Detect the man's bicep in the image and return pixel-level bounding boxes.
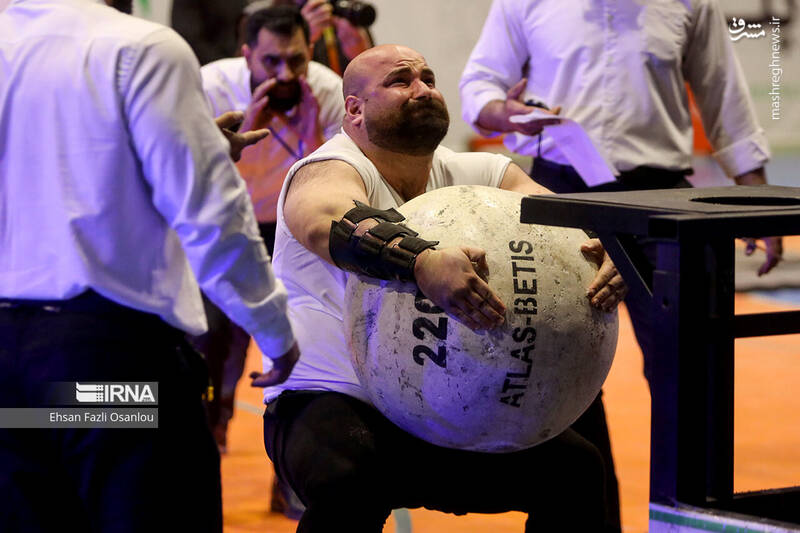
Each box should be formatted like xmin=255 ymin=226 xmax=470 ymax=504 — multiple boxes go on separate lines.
xmin=283 ymin=159 xmax=368 ymax=263
xmin=499 ymin=162 xmax=552 ymax=195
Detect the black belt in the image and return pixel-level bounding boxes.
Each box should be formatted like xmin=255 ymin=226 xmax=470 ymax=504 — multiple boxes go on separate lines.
xmin=0 ymin=289 xmax=163 ymax=319
xmin=531 ymin=157 xmax=693 ymax=194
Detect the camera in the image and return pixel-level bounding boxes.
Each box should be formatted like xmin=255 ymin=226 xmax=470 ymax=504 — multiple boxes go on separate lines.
xmin=330 ymin=0 xmax=376 ymax=27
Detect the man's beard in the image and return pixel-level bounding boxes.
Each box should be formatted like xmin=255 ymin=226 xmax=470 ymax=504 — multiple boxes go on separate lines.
xmin=365 ymin=98 xmax=450 ymax=156
xmin=251 ymin=77 xmax=302 ymax=113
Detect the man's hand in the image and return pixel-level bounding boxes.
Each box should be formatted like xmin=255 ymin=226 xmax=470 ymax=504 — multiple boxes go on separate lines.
xmin=734 ymin=167 xmax=784 ymax=276
xmin=743 ymin=237 xmax=783 ymax=276
xmin=414 ymin=246 xmax=506 ymax=331
xmin=581 ymin=239 xmax=627 ymax=312
xmin=300 ymin=0 xmax=333 ymax=44
xmin=240 ymin=78 xmax=277 ymax=133
xmin=504 ymin=79 xmax=562 ymax=136
xmin=249 ymin=343 xmax=300 ymax=387
xmin=332 ymin=16 xmax=372 ymax=60
xmin=475 ymin=78 xmax=561 ymax=136
xmin=215 ymin=111 xmax=269 ymax=162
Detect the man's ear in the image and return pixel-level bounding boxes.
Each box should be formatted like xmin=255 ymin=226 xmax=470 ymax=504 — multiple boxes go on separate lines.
xmin=345 ymin=95 xmax=363 ymax=125
xmin=242 ymin=43 xmax=252 ymax=62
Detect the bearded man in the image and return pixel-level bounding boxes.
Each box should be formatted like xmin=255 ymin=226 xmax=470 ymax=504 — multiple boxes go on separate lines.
xmin=258 ymin=44 xmax=626 ymax=532
xmin=201 ymin=4 xmax=343 ymax=253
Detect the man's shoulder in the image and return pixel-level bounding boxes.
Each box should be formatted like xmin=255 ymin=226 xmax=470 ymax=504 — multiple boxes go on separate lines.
xmin=77 ymin=1 xmax=180 ymax=47
xmin=289 ymin=134 xmax=365 ymax=179
xmin=307 ymin=61 xmax=344 ymax=94
xmin=200 ymin=57 xmax=249 ymax=91
xmin=21 ymin=0 xmax=177 ymax=45
xmin=307 ymin=61 xmax=343 ymax=82
xmin=302 ymin=133 xmax=360 ymax=165
xmin=201 ymin=57 xmax=248 ymax=79
xmin=307 ymin=62 xmax=344 ymax=134
xmin=199 ymin=57 xmax=250 ymax=112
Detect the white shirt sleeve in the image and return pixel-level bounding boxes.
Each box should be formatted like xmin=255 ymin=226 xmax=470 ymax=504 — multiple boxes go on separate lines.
xmin=122 ymin=29 xmax=296 ymax=358
xmin=683 ymin=0 xmax=770 ymax=177
xmin=459 ymin=0 xmax=528 ymax=133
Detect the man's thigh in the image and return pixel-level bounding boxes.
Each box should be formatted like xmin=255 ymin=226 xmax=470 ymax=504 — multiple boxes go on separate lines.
xmin=394 ymin=426 xmax=605 ymax=518
xmin=265 ymin=392 xmax=392 ymax=503
xmin=265 ymin=391 xmax=605 ymax=519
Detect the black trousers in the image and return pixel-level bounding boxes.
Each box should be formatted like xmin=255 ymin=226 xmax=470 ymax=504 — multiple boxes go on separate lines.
xmin=264 ymin=391 xmax=609 ymax=532
xmin=0 ymin=291 xmax=222 ymax=532
xmin=530 ymin=157 xmax=693 ymax=194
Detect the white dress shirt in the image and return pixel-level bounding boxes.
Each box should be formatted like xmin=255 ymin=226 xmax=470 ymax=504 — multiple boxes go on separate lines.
xmin=460 ymin=0 xmax=770 ymax=178
xmin=0 ymin=0 xmax=295 ymax=358
xmin=201 ymin=58 xmax=344 ymax=224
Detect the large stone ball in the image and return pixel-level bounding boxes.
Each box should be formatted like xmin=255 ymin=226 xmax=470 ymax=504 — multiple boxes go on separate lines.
xmin=344 ymin=185 xmax=618 ymax=453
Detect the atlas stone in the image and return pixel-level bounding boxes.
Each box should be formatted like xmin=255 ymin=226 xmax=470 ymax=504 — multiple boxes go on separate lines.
xmin=345 ymin=185 xmax=619 ymax=453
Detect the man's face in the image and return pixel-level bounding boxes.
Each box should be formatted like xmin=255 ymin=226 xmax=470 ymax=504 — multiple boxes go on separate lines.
xmin=244 ymin=27 xmax=310 ymax=112
xmin=361 ymin=55 xmax=450 ymax=155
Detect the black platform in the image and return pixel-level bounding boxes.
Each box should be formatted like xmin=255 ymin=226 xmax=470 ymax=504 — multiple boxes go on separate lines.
xmin=520 ymin=185 xmax=800 ymax=529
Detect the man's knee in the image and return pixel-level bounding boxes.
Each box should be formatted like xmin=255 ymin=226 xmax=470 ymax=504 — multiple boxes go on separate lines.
xmin=532 ymin=429 xmax=606 ymax=503
xmin=292 ymin=430 xmax=384 ymax=505
xmin=267 ymin=393 xmax=391 ymax=505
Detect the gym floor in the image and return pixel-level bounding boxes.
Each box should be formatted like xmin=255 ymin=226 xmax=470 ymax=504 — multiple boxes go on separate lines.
xmin=219 ymin=238 xmax=800 ymax=533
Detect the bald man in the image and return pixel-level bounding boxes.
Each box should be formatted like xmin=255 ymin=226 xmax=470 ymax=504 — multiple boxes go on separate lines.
xmin=258 ymin=44 xmax=624 ymax=532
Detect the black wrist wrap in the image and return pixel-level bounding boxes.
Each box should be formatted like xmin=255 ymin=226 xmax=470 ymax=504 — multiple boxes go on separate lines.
xmin=329 ymin=200 xmax=438 ymax=281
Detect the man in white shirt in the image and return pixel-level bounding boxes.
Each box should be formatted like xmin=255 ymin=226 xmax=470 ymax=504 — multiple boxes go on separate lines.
xmin=258 ymin=43 xmax=626 ymax=532
xmin=201 ymin=4 xmax=343 ymax=253
xmin=460 ymin=5 xmax=783 ymax=528
xmin=0 ymin=1 xmax=297 ymax=531
xmin=460 ymin=0 xmax=781 ymax=272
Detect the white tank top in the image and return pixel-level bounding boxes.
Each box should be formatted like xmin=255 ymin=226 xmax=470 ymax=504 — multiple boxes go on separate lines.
xmin=264 ymin=132 xmax=511 ymax=403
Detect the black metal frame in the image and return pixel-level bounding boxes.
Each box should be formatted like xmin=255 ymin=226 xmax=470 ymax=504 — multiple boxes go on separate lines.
xmin=520 ymin=185 xmax=800 ymax=524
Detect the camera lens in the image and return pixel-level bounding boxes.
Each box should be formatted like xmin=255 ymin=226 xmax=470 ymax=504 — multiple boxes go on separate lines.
xmin=331 ymin=0 xmax=376 ymax=27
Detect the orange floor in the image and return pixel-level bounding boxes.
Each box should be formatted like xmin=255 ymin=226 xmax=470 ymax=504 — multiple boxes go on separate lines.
xmin=220 ymin=261 xmax=800 ymax=532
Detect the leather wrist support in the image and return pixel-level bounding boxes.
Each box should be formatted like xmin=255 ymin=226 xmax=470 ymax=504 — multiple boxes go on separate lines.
xmin=329 ymin=200 xmax=438 ymax=281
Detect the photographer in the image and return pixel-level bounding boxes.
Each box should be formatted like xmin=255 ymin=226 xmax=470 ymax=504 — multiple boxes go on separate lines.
xmin=203 ymin=4 xmax=343 ymax=252
xmin=273 ymin=0 xmax=374 ymax=74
